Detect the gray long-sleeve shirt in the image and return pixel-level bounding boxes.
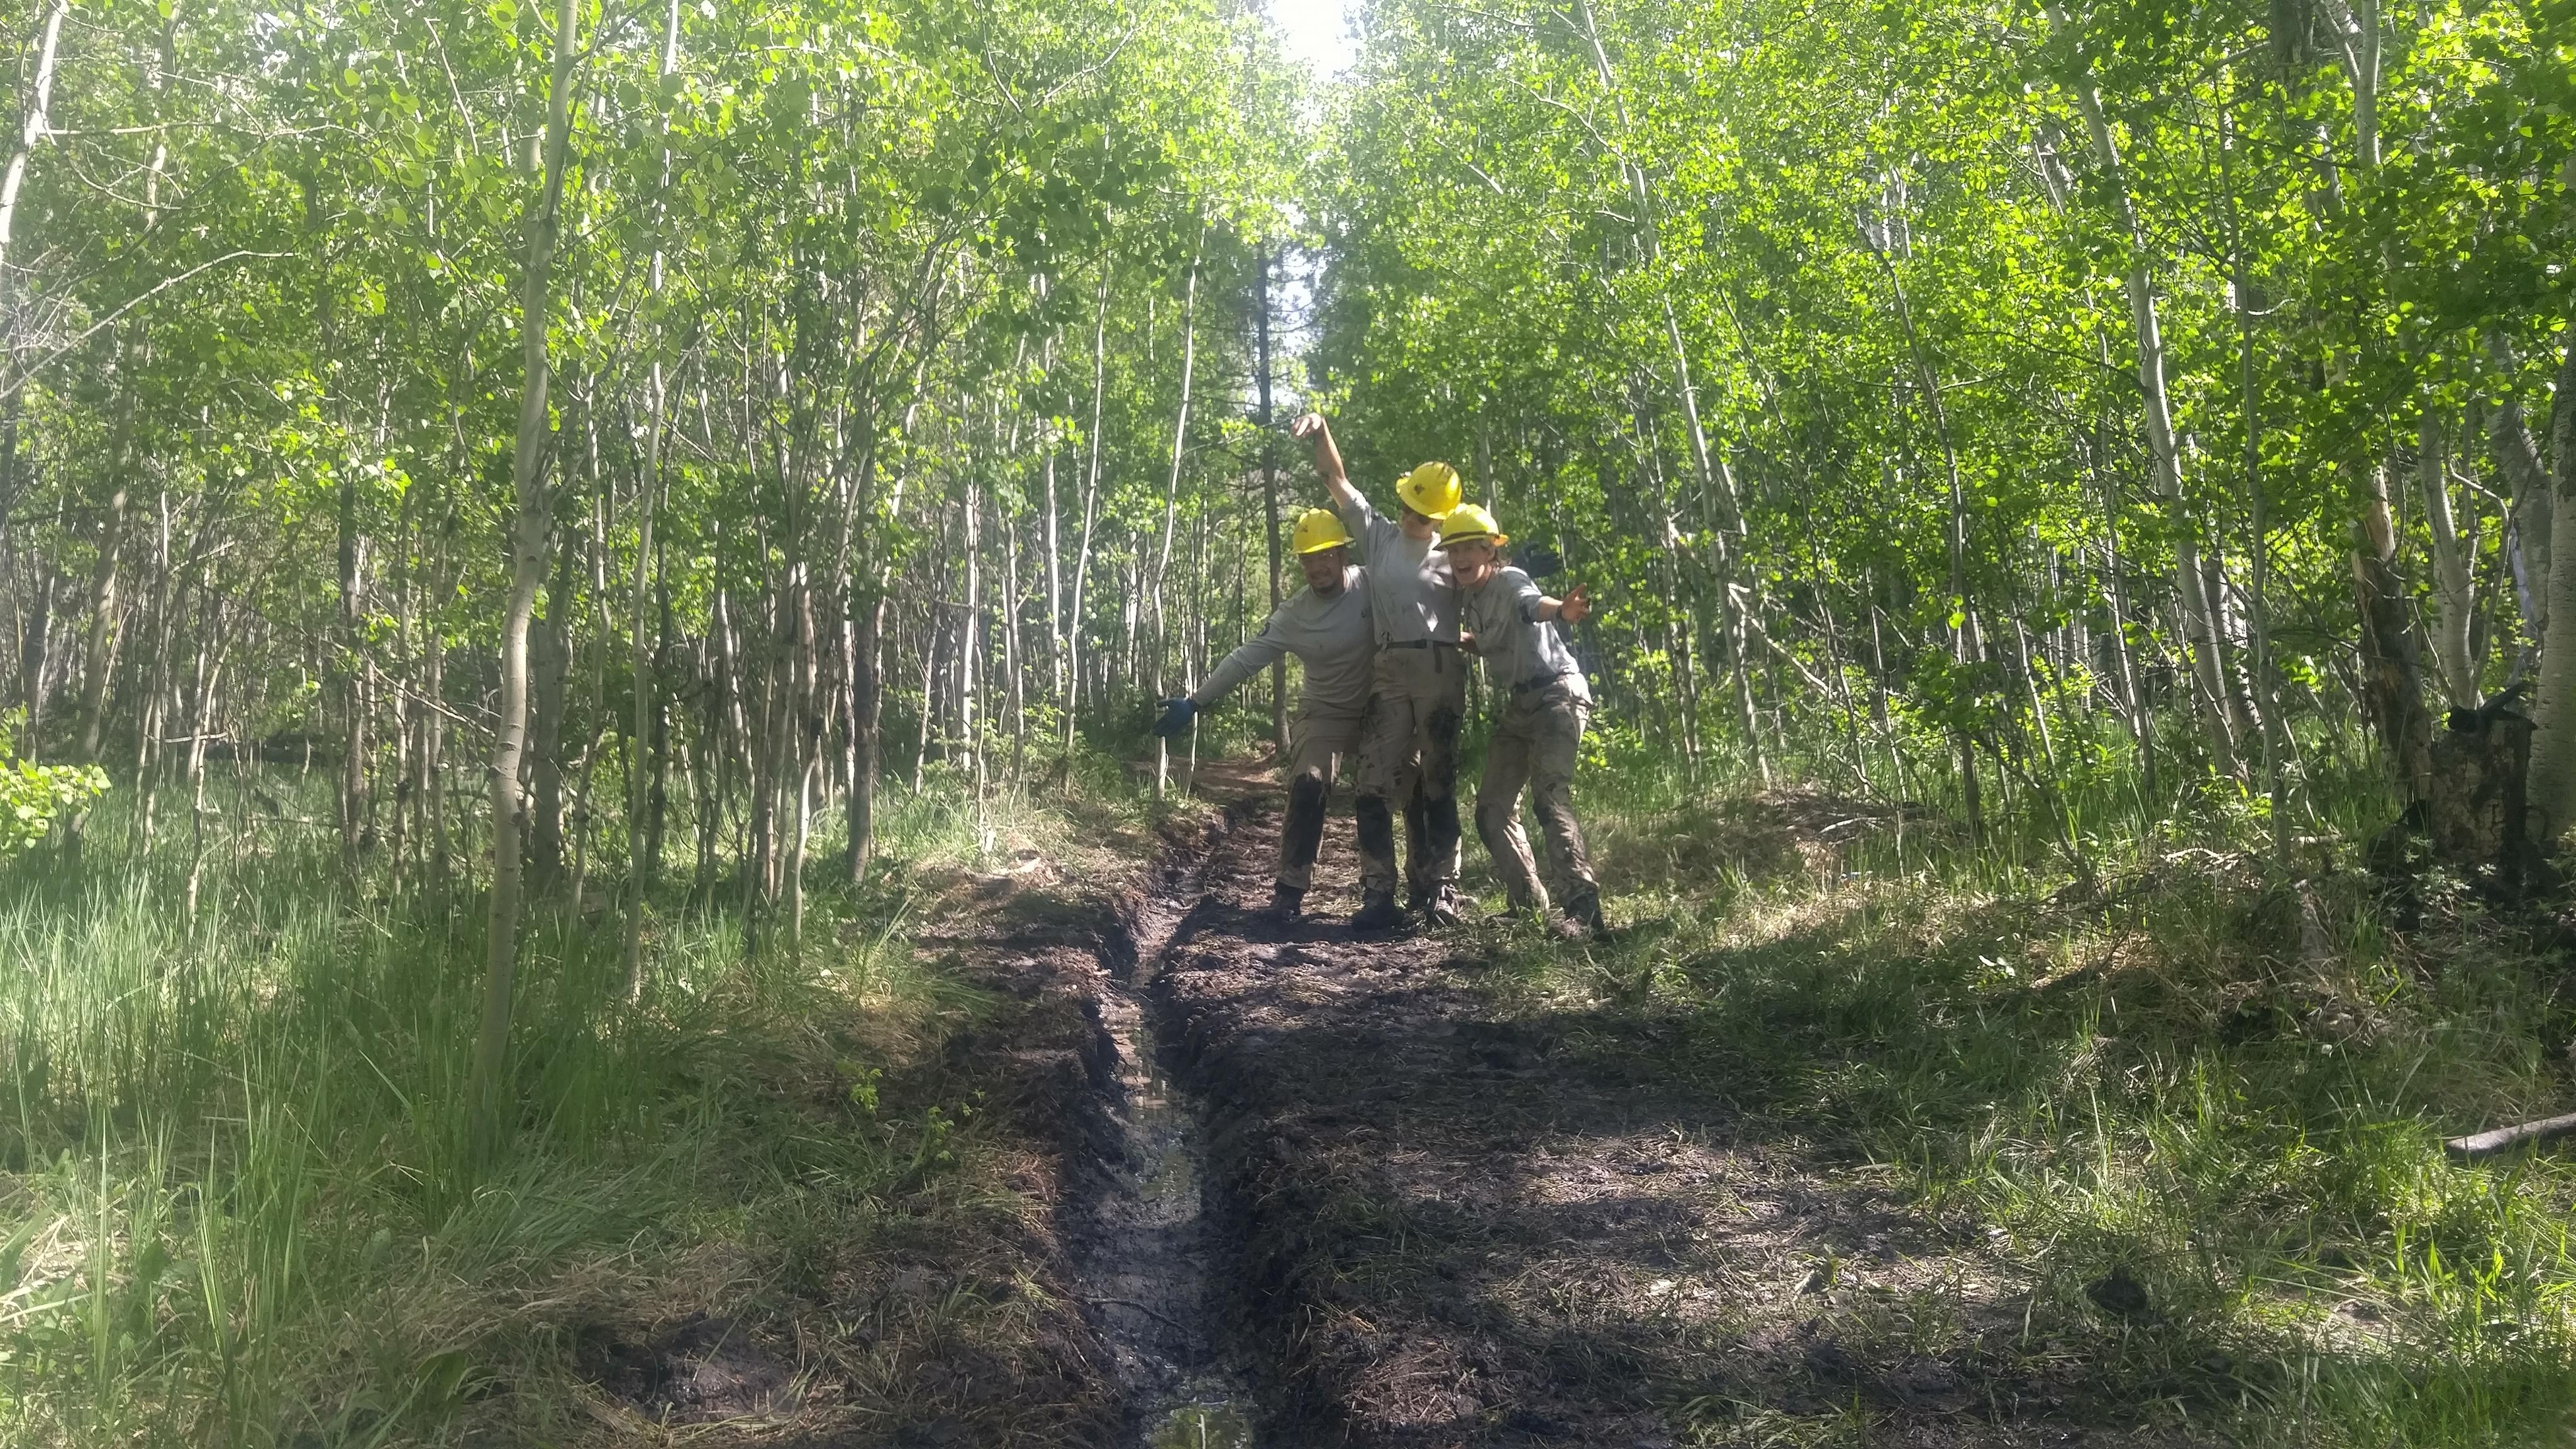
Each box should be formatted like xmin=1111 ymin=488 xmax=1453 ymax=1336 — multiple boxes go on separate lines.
xmin=1189 ymin=566 xmax=1377 ymax=718
xmin=1463 ymin=565 xmax=1591 ymax=701
xmin=1338 ymin=492 xmax=1458 ymax=646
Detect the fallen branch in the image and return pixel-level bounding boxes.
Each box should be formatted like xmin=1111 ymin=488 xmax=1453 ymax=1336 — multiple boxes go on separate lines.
xmin=1081 ymin=1296 xmax=1190 ymax=1335
xmin=2444 ymin=1111 xmax=2576 ymax=1159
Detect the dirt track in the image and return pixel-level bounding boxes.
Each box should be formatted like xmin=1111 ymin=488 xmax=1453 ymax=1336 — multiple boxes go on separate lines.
xmin=619 ymin=785 xmax=2201 ymax=1445
xmin=1072 ymin=793 xmax=2196 ymax=1448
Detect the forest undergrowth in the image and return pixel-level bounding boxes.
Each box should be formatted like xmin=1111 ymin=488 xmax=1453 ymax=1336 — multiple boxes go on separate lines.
xmin=0 ymin=754 xmax=1177 ymax=1446
xmin=0 ymin=0 xmax=2562 ymax=1433
xmin=1460 ymin=756 xmax=2576 ymax=1445
xmin=2 ymin=723 xmax=2575 ymax=1445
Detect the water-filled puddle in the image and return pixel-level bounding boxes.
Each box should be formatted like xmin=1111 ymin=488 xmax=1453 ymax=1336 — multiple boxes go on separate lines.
xmin=1076 ymin=870 xmax=1262 ymax=1448
xmin=1148 ymin=1401 xmax=1255 ymax=1448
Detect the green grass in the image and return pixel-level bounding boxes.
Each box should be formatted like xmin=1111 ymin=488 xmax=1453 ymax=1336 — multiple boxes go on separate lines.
xmin=16 ymin=709 xmax=2551 ymax=1445
xmin=0 ymin=758 xmax=1165 ymax=1446
xmin=1462 ymin=752 xmax=2576 ymax=1446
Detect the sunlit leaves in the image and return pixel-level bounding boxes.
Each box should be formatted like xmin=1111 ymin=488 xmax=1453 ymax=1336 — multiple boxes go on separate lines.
xmin=1319 ymin=0 xmax=2568 ymax=789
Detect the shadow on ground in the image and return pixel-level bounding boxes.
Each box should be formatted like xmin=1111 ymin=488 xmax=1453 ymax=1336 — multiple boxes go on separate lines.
xmin=1152 ymin=801 xmax=2257 ymax=1447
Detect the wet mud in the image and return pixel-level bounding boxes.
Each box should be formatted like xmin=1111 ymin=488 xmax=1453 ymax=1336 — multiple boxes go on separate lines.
xmin=575 ymin=874 xmax=1141 ymax=1445
xmin=1133 ymin=800 xmax=2201 ymax=1448
xmin=633 ymin=786 xmax=2206 ymax=1445
xmin=1065 ymin=814 xmax=1263 ymax=1446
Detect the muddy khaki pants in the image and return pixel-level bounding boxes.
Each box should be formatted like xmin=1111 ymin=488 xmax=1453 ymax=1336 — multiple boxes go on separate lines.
xmin=1276 ymin=708 xmax=1362 ymax=891
xmin=1475 ymin=682 xmax=1597 ymax=914
xmin=1352 ymin=644 xmax=1467 ymax=896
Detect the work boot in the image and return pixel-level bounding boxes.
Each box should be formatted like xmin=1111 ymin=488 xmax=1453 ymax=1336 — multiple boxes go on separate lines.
xmin=1562 ymin=891 xmax=1610 ymax=940
xmin=1269 ymin=884 xmax=1306 ymax=921
xmin=1350 ymin=890 xmax=1406 ymax=935
xmin=1422 ymin=884 xmax=1465 ymax=928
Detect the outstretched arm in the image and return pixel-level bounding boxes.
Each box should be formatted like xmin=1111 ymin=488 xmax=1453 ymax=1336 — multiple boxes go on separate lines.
xmin=1534 ymin=584 xmax=1591 ymax=625
xmin=1289 ymin=412 xmax=1361 ymax=514
xmin=1191 ymin=623 xmax=1292 ymax=708
xmin=1158 ymin=626 xmax=1288 ymax=737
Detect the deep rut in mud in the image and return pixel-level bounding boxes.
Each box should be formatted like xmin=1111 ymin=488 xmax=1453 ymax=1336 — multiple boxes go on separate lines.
xmin=1067 ymin=794 xmax=2186 ymax=1448
xmin=1069 ymin=814 xmax=1261 ymax=1448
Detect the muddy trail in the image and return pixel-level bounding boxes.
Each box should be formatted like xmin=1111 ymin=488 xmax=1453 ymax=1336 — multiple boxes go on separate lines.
xmin=1065 ymin=811 xmax=1262 ymax=1447
xmin=896 ymin=787 xmax=2204 ymax=1448
xmin=1035 ymin=792 xmax=2194 ymax=1448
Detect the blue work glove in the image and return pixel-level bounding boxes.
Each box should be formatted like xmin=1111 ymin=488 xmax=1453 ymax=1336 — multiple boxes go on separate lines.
xmin=1152 ymin=697 xmax=1197 ymax=738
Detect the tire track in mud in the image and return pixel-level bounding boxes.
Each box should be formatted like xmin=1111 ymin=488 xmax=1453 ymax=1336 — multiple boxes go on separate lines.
xmin=1064 ymin=808 xmax=1263 ymax=1448
xmin=1112 ymin=797 xmax=2196 ymax=1448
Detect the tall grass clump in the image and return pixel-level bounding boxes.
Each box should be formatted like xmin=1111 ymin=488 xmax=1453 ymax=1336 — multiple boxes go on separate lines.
xmin=0 ymin=762 xmax=1093 ymax=1446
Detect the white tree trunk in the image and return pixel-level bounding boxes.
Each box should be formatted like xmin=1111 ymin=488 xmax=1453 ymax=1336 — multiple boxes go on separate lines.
xmin=2522 ymin=318 xmax=2576 ymax=843
xmin=624 ymin=0 xmax=682 ymax=997
xmin=2418 ymin=409 xmax=2479 ymax=706
xmin=1059 ymin=270 xmax=1108 ymax=761
xmin=1151 ymin=242 xmax=1201 ymax=799
xmin=2048 ymin=0 xmax=2238 ymax=775
xmin=474 ymin=0 xmax=582 ymax=1153
xmin=0 ymin=0 xmax=69 ymax=287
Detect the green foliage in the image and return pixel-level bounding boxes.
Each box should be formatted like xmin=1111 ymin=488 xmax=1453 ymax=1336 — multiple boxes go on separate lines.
xmin=0 ymin=0 xmax=2565 ymax=1432
xmin=1313 ymin=0 xmax=2574 ymax=838
xmin=0 ymin=714 xmax=104 ymax=857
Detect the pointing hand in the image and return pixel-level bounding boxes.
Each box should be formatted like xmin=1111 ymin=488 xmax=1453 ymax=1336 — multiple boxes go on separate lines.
xmin=1559 ymin=584 xmax=1591 ymax=626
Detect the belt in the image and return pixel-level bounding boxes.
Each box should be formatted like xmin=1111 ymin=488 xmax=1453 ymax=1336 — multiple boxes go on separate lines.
xmin=1512 ymin=673 xmax=1576 ymax=697
xmin=1384 ymin=638 xmax=1461 ymax=650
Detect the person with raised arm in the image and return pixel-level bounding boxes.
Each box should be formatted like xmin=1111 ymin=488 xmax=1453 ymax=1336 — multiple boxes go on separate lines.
xmin=1287 ymin=411 xmax=1467 ymax=933
xmin=1155 ymin=509 xmax=1375 ymax=921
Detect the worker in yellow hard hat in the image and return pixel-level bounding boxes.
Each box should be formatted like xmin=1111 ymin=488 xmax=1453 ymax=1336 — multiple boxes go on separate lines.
xmin=1442 ymin=503 xmax=1609 ymax=939
xmin=1155 ymin=507 xmax=1374 ymax=921
xmin=1288 ymin=413 xmax=1468 ymax=933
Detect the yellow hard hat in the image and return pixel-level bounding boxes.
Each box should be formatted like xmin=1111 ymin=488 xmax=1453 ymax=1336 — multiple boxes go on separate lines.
xmin=1396 ymin=462 xmax=1463 ymax=519
xmin=1438 ymin=502 xmax=1507 ymax=549
xmin=1291 ymin=506 xmax=1352 ymax=555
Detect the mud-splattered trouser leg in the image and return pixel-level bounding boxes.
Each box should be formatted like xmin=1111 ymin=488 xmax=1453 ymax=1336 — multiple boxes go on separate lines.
xmin=1475 ymin=686 xmax=1596 ymax=913
xmin=1406 ymin=686 xmax=1465 ymax=899
xmin=1352 ymin=690 xmax=1415 ymax=897
xmin=1353 ymin=646 xmax=1467 ymax=896
xmin=1274 ymin=709 xmax=1360 ymax=891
